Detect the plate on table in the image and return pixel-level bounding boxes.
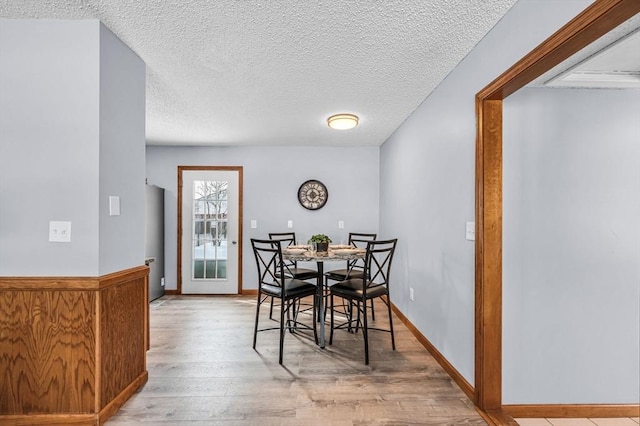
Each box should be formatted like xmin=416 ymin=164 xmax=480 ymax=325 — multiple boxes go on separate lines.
xmin=285 ymin=248 xmax=306 ymax=255
xmin=333 ymin=248 xmax=359 ymax=255
xmin=330 ymin=244 xmax=352 ymax=250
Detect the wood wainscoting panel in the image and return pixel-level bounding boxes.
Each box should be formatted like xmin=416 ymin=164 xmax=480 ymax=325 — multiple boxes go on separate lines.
xmin=0 ymin=266 xmax=148 ymax=425
xmin=0 ymin=290 xmax=96 ymax=414
xmin=99 ymin=275 xmax=146 ymax=409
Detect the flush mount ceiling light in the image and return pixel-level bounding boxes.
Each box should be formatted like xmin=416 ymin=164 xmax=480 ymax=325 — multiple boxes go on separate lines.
xmin=327 ymin=113 xmax=359 ymax=130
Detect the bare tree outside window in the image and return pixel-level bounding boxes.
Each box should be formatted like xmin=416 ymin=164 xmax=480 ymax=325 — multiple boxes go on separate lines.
xmin=192 ymin=180 xmax=229 ymax=279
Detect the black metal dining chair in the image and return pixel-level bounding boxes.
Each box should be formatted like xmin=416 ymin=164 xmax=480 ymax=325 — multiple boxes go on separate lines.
xmin=325 ymin=232 xmax=377 ymax=283
xmin=251 ymin=238 xmax=318 ymax=365
xmin=268 ymin=232 xmax=319 ymax=281
xmin=324 ymin=232 xmax=377 ymax=322
xmin=268 ymin=232 xmax=319 ymax=319
xmin=329 ymin=238 xmax=397 ymax=365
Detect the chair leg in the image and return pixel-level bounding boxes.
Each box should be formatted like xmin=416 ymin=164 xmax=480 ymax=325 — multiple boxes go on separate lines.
xmin=362 ymin=300 xmax=369 ymax=365
xmin=253 ymin=292 xmax=262 ymax=349
xmin=386 ymin=295 xmax=395 ymax=350
xmin=312 ymin=293 xmax=318 ymax=344
xmin=370 ymin=298 xmax=376 ymax=320
xmin=269 ymin=297 xmax=274 ymax=319
xmin=287 ymin=299 xmax=294 ymax=333
xmin=323 ymin=276 xmax=331 ymax=319
xmin=279 ymin=298 xmax=286 ymax=365
xmin=338 ymin=299 xmax=356 ymax=332
xmin=329 ymin=293 xmax=334 ymax=345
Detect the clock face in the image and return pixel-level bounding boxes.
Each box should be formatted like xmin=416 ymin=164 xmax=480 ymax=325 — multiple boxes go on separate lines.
xmin=298 ymin=180 xmax=328 ymax=210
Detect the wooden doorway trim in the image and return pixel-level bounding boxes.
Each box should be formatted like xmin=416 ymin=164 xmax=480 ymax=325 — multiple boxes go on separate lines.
xmin=474 ymin=0 xmax=640 ymax=413
xmin=177 ymin=166 xmax=244 ymax=295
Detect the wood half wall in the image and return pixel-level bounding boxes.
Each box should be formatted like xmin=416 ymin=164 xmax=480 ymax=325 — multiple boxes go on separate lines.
xmin=0 ymin=266 xmax=149 ymax=426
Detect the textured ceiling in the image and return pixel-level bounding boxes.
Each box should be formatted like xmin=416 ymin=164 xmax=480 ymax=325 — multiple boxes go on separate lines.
xmin=0 ymin=0 xmax=517 ymax=146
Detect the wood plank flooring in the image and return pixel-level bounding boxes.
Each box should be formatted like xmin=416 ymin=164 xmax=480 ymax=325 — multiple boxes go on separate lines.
xmin=106 ymin=295 xmax=486 ymax=425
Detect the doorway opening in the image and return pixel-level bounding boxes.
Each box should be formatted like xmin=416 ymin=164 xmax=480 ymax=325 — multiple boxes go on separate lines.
xmin=177 ymin=166 xmax=243 ymax=294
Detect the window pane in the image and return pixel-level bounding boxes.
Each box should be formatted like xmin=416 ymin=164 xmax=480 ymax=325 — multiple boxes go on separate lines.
xmin=216 ymin=259 xmax=227 ymax=279
xmin=193 ymin=260 xmax=205 ymax=279
xmin=192 ymin=179 xmax=229 ymax=280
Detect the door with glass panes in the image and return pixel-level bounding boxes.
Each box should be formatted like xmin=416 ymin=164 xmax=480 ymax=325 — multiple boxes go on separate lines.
xmin=180 ymin=167 xmax=241 ymax=294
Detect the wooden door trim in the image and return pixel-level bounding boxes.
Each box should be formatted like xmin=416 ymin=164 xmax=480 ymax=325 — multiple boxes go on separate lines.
xmin=474 ymin=0 xmax=640 ymax=412
xmin=177 ymin=166 xmax=244 ymax=295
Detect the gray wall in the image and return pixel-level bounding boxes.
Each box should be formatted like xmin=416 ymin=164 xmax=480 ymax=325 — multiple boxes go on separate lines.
xmin=0 ymin=19 xmax=100 ymax=275
xmin=98 ymin=23 xmax=146 ymax=275
xmin=379 ymin=0 xmax=592 ymax=387
xmin=0 ymin=19 xmax=145 ymax=276
xmin=145 ymin=145 xmax=379 ymax=291
xmin=503 ymin=87 xmax=640 ymax=403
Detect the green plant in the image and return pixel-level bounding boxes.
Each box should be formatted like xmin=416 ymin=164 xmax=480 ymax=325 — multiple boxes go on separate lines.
xmin=308 ymin=234 xmax=332 ymax=243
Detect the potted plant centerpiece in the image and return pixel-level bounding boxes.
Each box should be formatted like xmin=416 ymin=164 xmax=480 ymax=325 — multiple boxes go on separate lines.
xmin=309 ymin=234 xmax=332 ymax=253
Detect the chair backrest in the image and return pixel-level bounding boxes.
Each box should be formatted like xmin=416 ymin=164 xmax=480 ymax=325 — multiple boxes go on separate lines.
xmin=347 ymin=232 xmax=377 ymax=271
xmin=268 ymin=232 xmax=296 ymax=246
xmin=348 ymin=232 xmax=377 ymax=249
xmin=362 ymin=239 xmax=397 ymax=294
xmin=251 ymin=238 xmax=286 ymax=294
xmin=268 ymin=232 xmax=300 ymax=270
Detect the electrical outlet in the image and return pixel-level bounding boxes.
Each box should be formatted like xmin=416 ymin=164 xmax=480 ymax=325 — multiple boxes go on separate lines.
xmin=338 ymin=220 xmax=344 ymax=229
xmin=409 ymin=287 xmax=414 ymax=301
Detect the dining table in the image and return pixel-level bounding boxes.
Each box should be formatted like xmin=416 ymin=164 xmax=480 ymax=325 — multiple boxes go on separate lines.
xmin=282 ymin=245 xmax=366 ymax=348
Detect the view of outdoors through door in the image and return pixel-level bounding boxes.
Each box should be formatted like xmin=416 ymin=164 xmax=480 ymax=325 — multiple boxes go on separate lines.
xmin=193 ymin=179 xmax=228 ymax=280
xmin=180 ymin=168 xmax=240 ymax=294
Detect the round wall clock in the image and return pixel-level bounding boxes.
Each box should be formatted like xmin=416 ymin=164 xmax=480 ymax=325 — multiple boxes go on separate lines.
xmin=297 ymin=179 xmax=328 ymax=210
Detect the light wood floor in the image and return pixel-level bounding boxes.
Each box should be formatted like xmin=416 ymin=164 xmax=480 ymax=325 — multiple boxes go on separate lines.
xmin=107 ymin=295 xmax=487 ymax=425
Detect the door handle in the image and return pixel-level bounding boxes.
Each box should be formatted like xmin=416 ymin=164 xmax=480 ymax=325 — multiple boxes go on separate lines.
xmin=232 ymin=241 xmax=237 ymax=245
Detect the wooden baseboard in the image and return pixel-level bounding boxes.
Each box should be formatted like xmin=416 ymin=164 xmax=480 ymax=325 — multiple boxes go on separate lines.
xmin=0 ymin=371 xmax=150 ymax=426
xmin=0 ymin=414 xmax=99 ymax=426
xmin=98 ymin=371 xmax=148 ymax=425
xmin=390 ymin=303 xmax=639 ymax=421
xmin=162 ymin=290 xmax=255 ymax=296
xmin=503 ymin=404 xmax=640 ymax=418
xmin=390 ymin=303 xmax=474 ymax=401
xmin=481 ymin=409 xmax=519 ymax=426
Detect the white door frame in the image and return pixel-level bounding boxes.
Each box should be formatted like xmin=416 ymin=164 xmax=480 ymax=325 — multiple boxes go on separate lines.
xmin=177 ymin=166 xmax=243 ymax=294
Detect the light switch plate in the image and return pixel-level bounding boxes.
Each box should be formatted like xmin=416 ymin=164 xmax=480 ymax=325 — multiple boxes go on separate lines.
xmin=49 ymin=221 xmax=72 ymax=242
xmin=287 ymin=220 xmax=293 ymax=229
xmin=109 ymin=196 xmax=120 ymax=216
xmin=466 ymin=221 xmax=475 ymax=241
xmin=251 ymin=220 xmax=257 ymax=229
xmin=338 ymin=220 xmax=344 ymax=229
